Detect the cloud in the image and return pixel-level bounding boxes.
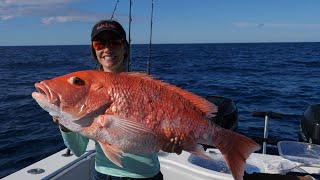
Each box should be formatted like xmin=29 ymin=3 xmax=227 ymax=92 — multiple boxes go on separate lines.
xmin=0 ymin=0 xmax=75 ymax=7
xmin=41 ymin=15 xmax=97 ymax=24
xmin=0 ymin=0 xmax=110 ymax=24
xmin=0 ymin=15 xmax=13 ymax=20
xmin=233 ymin=22 xmax=320 ymax=29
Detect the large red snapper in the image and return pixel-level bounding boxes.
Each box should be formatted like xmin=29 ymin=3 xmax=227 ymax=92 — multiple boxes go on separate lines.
xmin=32 ymin=70 xmax=259 ymax=180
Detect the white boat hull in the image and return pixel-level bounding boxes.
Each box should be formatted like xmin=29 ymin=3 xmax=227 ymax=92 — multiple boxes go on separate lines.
xmin=4 ymin=140 xmax=320 ymax=180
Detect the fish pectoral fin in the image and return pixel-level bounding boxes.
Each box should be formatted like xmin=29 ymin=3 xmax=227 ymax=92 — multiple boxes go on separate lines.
xmin=98 ymin=141 xmax=124 ymax=167
xmin=74 ymin=101 xmax=112 ymax=127
xmin=184 ymin=144 xmax=212 ymax=159
xmin=97 ymin=115 xmax=157 ymax=136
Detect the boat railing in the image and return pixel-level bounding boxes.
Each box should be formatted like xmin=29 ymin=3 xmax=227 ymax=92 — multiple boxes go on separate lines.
xmin=252 ymin=111 xmax=302 ymax=154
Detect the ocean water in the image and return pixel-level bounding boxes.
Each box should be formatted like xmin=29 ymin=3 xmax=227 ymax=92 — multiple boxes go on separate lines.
xmin=0 ymin=43 xmax=319 ymax=178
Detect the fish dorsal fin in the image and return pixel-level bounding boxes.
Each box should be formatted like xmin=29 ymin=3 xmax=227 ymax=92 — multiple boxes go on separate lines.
xmin=125 ymin=72 xmax=154 ymax=79
xmin=165 ymin=84 xmax=218 ymax=117
xmin=124 ymin=72 xmax=217 ymax=117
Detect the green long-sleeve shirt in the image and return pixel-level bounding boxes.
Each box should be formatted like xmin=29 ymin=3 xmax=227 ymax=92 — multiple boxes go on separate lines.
xmin=60 ymin=130 xmax=160 ymax=178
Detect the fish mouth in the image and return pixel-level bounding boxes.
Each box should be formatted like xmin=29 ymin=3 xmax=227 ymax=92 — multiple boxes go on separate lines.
xmin=33 ymin=82 xmax=60 ymax=107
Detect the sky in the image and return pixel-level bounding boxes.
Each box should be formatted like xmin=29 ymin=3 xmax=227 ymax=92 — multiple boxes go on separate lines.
xmin=1 ymin=0 xmax=320 ymax=46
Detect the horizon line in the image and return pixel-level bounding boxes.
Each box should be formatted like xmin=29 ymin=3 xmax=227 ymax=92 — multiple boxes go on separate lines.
xmin=1 ymin=41 xmax=320 ymax=47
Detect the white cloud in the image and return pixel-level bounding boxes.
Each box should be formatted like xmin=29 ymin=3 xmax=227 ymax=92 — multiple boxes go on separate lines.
xmin=0 ymin=0 xmax=109 ymax=24
xmin=0 ymin=0 xmax=75 ymax=7
xmin=42 ymin=15 xmax=97 ymax=24
xmin=233 ymin=22 xmax=320 ymax=29
xmin=0 ymin=15 xmax=13 ymax=20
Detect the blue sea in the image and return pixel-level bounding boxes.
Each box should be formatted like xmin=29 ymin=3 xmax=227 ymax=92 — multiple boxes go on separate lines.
xmin=0 ymin=43 xmax=319 ymax=178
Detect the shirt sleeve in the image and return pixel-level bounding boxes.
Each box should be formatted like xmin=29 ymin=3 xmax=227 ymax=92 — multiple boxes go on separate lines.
xmin=60 ymin=128 xmax=89 ymax=157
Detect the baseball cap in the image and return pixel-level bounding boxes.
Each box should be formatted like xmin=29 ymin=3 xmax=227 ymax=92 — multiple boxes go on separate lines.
xmin=91 ymin=20 xmax=127 ymax=41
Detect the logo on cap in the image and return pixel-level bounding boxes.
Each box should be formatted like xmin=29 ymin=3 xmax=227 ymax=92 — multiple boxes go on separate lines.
xmin=97 ymin=23 xmax=116 ymax=30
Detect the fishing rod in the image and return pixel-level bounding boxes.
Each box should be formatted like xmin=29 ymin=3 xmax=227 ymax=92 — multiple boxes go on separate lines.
xmin=147 ymin=0 xmax=154 ymax=74
xmin=110 ymin=0 xmax=120 ymax=20
xmin=109 ymin=0 xmax=153 ymax=73
xmin=109 ymin=0 xmax=132 ymax=72
xmin=127 ymin=0 xmax=132 ymax=72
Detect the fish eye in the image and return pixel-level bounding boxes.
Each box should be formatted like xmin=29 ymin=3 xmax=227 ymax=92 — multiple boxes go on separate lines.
xmin=69 ymin=76 xmax=85 ymax=86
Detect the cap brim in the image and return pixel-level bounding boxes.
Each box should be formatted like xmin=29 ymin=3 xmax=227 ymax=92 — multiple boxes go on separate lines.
xmin=91 ymin=28 xmax=122 ymax=40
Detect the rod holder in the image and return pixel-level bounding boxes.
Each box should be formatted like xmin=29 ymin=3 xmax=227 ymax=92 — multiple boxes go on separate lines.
xmin=62 ymin=148 xmax=73 ymax=157
xmin=263 ymin=115 xmax=269 ymax=154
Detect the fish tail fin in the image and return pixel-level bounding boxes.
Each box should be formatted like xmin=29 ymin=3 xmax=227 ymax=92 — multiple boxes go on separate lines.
xmin=211 ymin=128 xmax=260 ymax=180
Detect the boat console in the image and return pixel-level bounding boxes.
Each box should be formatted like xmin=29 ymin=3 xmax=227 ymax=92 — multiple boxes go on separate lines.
xmin=205 ymin=95 xmax=238 ymax=131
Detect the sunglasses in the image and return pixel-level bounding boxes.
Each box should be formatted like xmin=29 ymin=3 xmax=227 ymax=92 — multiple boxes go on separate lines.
xmin=92 ymin=39 xmax=123 ymax=51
